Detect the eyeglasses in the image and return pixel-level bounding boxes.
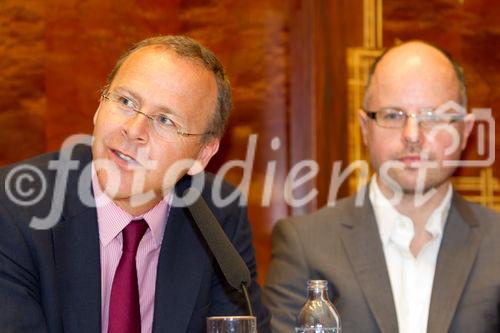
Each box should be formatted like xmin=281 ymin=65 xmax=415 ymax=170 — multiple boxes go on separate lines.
xmin=363 ymin=107 xmax=465 ymax=129
xmin=101 ymin=92 xmax=213 ymax=142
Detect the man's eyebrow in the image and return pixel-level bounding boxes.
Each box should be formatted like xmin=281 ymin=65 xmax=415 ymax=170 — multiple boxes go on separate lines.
xmin=113 ymin=86 xmax=141 ymax=102
xmin=112 ymin=86 xmax=186 ymax=121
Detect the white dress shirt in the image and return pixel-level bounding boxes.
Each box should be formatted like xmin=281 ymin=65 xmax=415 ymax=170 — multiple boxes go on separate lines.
xmin=369 ymin=177 xmax=452 ymax=333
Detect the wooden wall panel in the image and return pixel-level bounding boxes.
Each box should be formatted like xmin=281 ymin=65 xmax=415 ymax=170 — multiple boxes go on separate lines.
xmin=179 ymin=1 xmax=292 ymax=281
xmin=44 ymin=0 xmax=182 ymax=150
xmin=313 ymin=0 xmax=364 ymax=207
xmin=288 ymin=0 xmax=364 ymax=212
xmin=0 ymin=1 xmax=46 ymax=163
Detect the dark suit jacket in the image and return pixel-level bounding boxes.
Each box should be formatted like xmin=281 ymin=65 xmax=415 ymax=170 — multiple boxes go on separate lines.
xmin=263 ymin=192 xmax=500 ymax=333
xmin=0 ymin=145 xmax=271 ymax=332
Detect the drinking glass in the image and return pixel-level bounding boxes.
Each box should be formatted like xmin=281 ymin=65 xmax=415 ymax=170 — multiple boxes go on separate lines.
xmin=207 ymin=316 xmax=257 ymax=333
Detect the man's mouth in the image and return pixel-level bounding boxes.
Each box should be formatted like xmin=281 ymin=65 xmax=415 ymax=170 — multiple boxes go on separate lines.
xmin=111 ymin=148 xmax=139 ymax=166
xmin=116 ymin=150 xmax=134 ymax=162
xmin=398 ymin=154 xmax=437 ymax=168
xmin=399 ymin=156 xmax=422 ymax=164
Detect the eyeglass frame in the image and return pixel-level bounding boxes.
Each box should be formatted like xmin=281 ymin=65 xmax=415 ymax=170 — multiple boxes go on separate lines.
xmin=362 ymin=107 xmax=466 ymax=129
xmin=100 ymin=91 xmax=215 ymax=140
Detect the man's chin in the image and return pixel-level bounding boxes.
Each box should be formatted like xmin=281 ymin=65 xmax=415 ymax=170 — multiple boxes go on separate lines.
xmin=105 ymin=190 xmax=161 ymax=211
xmin=384 ymin=175 xmax=449 ymax=198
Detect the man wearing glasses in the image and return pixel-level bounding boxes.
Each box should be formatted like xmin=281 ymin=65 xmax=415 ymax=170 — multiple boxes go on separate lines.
xmin=0 ymin=36 xmax=271 ymax=332
xmin=264 ymin=41 xmax=500 ymax=332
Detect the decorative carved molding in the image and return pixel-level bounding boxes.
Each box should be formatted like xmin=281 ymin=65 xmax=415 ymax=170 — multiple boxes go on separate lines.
xmin=452 ymin=169 xmax=500 ymax=210
xmin=363 ymin=0 xmax=382 ymax=48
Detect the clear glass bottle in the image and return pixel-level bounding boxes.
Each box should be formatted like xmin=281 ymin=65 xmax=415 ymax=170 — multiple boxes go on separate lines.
xmin=295 ymin=280 xmax=341 ymax=333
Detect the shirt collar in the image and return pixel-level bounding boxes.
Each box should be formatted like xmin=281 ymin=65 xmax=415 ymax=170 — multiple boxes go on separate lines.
xmin=369 ymin=175 xmax=452 ymax=248
xmin=425 ymin=185 xmax=452 ymax=238
xmin=91 ymin=164 xmax=171 ymax=248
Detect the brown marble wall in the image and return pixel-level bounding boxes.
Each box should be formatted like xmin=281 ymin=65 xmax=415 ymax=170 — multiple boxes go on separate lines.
xmin=0 ymin=1 xmax=46 ymax=162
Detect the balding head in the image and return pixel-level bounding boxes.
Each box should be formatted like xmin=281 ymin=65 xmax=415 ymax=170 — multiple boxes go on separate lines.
xmin=363 ymin=41 xmax=467 ymax=110
xmin=357 ymin=40 xmax=475 ymax=198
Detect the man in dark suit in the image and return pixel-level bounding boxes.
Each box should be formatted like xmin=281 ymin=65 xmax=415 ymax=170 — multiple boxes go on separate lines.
xmin=263 ymin=41 xmax=500 ymax=332
xmin=0 ymin=35 xmax=270 ymax=332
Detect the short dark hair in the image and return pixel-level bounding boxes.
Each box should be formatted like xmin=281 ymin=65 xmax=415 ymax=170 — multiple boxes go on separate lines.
xmin=363 ymin=40 xmax=468 ymax=109
xmin=104 ymin=35 xmax=231 ymax=142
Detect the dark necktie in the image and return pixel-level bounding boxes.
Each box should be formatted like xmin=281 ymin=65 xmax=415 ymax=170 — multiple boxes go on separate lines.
xmin=108 ymin=219 xmax=148 ymax=333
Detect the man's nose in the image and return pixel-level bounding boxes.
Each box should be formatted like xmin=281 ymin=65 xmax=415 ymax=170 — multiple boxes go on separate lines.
xmin=122 ymin=112 xmax=149 ymax=143
xmin=402 ymin=114 xmax=421 ymax=144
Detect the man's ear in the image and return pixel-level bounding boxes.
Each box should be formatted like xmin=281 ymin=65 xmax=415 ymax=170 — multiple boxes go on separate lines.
xmin=93 ymin=102 xmax=103 ymax=125
xmin=460 ymin=113 xmax=475 ymax=150
xmin=187 ymin=138 xmax=220 ymax=175
xmin=357 ymin=109 xmax=369 ymax=146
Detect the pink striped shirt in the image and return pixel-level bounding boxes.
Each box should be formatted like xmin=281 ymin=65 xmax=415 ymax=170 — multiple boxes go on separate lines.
xmin=92 ymin=170 xmax=170 ymax=333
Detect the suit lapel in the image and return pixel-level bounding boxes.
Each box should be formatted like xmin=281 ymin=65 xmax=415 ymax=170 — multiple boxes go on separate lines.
xmin=340 ymin=198 xmax=399 ymax=333
xmin=427 ymin=193 xmax=481 ymax=333
xmin=152 ymin=193 xmax=209 ymax=333
xmin=53 ymin=203 xmax=101 ymax=333
xmin=52 ymin=145 xmax=102 ymax=333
